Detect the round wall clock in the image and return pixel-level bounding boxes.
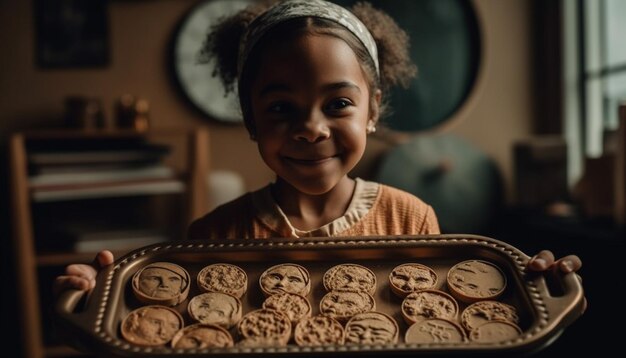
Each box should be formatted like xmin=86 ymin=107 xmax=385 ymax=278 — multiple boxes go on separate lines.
xmin=171 ymin=0 xmax=253 ymax=123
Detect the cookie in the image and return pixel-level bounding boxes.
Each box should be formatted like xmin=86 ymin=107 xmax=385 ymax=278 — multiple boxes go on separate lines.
xmin=187 ymin=292 xmax=242 ymax=329
xmin=131 ymin=261 xmax=190 ymax=306
xmin=259 ymin=263 xmax=311 ymax=297
xmin=461 ymin=300 xmax=519 ymax=332
xmin=319 ymin=290 xmax=376 ymax=322
xmin=401 ymin=289 xmax=459 ymax=324
xmin=170 ymin=323 xmax=234 ymax=349
xmin=405 ymin=318 xmax=467 ymax=344
xmin=447 ymin=260 xmax=507 ymax=303
xmin=389 ymin=263 xmax=438 ymax=297
xmin=344 ymin=312 xmax=399 ymax=345
xmin=323 ymin=264 xmax=376 ymax=295
xmin=469 ymin=321 xmax=522 ymax=343
xmin=262 ymin=293 xmax=312 ymax=324
xmin=197 ymin=263 xmax=247 ymax=298
xmin=238 ymin=309 xmax=292 ymax=346
xmin=294 ymin=315 xmax=345 ymax=346
xmin=120 ymin=305 xmax=184 ymax=346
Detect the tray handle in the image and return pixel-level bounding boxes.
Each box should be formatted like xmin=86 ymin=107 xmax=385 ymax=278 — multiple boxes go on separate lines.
xmin=55 ymin=289 xmax=94 ymax=333
xmin=534 ymin=271 xmax=585 ymax=329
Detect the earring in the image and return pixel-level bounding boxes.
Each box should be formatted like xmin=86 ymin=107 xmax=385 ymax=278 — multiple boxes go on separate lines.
xmin=366 ymin=125 xmax=376 ymax=134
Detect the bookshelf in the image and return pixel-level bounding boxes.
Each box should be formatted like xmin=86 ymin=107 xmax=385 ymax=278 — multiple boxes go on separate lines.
xmin=9 ymin=128 xmax=209 ymax=358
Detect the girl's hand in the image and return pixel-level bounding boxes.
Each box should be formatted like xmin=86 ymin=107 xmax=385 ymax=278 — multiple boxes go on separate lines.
xmin=527 ymin=250 xmax=582 ymax=273
xmin=53 ymin=250 xmax=114 ymax=296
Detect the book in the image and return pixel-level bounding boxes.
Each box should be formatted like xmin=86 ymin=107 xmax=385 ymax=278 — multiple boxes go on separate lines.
xmin=71 ymin=229 xmax=169 ymax=253
xmin=31 ymin=178 xmax=185 ymax=202
xmin=28 ymin=164 xmax=175 ymax=187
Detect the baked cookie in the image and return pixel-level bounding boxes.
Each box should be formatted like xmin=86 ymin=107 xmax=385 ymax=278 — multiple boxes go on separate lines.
xmin=170 ymin=323 xmax=234 ymax=349
xmin=401 ymin=289 xmax=459 ymax=324
xmin=120 ymin=305 xmax=184 ymax=346
xmin=344 ymin=312 xmax=399 ymax=345
xmin=238 ymin=309 xmax=292 ymax=346
xmin=319 ymin=290 xmax=376 ymax=322
xmin=389 ymin=263 xmax=438 ymax=297
xmin=323 ymin=264 xmax=376 ymax=295
xmin=197 ymin=263 xmax=247 ymax=298
xmin=187 ymin=292 xmax=242 ymax=329
xmin=259 ymin=263 xmax=311 ymax=297
xmin=405 ymin=318 xmax=467 ymax=344
xmin=469 ymin=321 xmax=522 ymax=343
xmin=262 ymin=293 xmax=312 ymax=324
xmin=132 ymin=262 xmax=190 ymax=306
xmin=294 ymin=315 xmax=345 ymax=346
xmin=461 ymin=300 xmax=519 ymax=332
xmin=447 ymin=260 xmax=507 ymax=303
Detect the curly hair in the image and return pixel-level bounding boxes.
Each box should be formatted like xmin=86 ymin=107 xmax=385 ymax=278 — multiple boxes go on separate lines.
xmin=199 ymin=0 xmax=416 ymax=134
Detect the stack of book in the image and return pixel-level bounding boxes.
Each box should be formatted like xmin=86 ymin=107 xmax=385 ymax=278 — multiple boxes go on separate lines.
xmin=27 ymin=137 xmax=185 ymax=202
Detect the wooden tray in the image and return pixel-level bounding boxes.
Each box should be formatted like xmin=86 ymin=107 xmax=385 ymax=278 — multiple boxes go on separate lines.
xmin=55 ymin=235 xmax=584 ymax=356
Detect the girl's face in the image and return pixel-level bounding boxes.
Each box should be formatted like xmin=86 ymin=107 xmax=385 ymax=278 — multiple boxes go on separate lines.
xmin=250 ymin=34 xmax=377 ymax=195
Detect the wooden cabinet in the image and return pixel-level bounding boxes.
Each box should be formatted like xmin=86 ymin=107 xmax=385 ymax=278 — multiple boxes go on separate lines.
xmin=9 ymin=128 xmax=209 ymax=357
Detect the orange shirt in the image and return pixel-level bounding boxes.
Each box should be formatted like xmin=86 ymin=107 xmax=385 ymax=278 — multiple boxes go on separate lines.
xmin=188 ymin=179 xmax=440 ymax=240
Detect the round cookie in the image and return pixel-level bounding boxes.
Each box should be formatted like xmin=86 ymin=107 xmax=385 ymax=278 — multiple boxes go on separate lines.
xmin=446 ymin=260 xmax=507 ymax=303
xmin=344 ymin=312 xmax=399 ymax=345
xmin=238 ymin=309 xmax=292 ymax=346
xmin=323 ymin=263 xmax=377 ymax=295
xmin=469 ymin=321 xmax=523 ymax=343
xmin=197 ymin=263 xmax=247 ymax=298
xmin=171 ymin=323 xmax=234 ymax=349
xmin=461 ymin=300 xmax=519 ymax=332
xmin=294 ymin=315 xmax=345 ymax=346
xmin=262 ymin=293 xmax=312 ymax=324
xmin=389 ymin=263 xmax=438 ymax=297
xmin=319 ymin=290 xmax=376 ymax=322
xmin=401 ymin=289 xmax=459 ymax=324
xmin=187 ymin=292 xmax=242 ymax=329
xmin=259 ymin=263 xmax=311 ymax=297
xmin=131 ymin=262 xmax=190 ymax=306
xmin=405 ymin=318 xmax=467 ymax=344
xmin=120 ymin=305 xmax=184 ymax=346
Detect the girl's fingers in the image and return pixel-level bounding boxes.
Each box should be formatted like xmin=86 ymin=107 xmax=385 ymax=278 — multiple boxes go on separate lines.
xmin=555 ymin=255 xmax=582 ymax=273
xmin=65 ymin=264 xmax=97 ymax=280
xmin=93 ymin=250 xmax=114 ymax=269
xmin=53 ymin=275 xmax=93 ymax=296
xmin=528 ymin=250 xmax=556 ymax=271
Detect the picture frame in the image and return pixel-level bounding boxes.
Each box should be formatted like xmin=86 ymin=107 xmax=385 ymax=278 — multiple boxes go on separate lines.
xmin=34 ymin=0 xmax=110 ymax=68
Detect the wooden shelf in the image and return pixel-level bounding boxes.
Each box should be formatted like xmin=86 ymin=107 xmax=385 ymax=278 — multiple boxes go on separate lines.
xmin=9 ymin=128 xmax=210 ymax=357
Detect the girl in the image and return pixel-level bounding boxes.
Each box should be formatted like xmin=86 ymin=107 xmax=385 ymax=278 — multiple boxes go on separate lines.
xmin=55 ymin=0 xmax=581 ymax=293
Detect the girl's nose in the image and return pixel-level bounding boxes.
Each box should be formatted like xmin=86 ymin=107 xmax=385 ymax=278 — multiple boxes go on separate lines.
xmin=293 ymin=110 xmax=330 ymax=143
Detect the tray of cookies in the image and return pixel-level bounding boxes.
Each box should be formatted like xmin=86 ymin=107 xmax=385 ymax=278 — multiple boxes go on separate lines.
xmin=55 ymin=235 xmax=584 ymax=356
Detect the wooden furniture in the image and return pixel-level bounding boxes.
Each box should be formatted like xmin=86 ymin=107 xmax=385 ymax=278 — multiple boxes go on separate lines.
xmin=9 ymin=128 xmax=209 ymax=357
xmin=617 ymin=103 xmax=626 ymax=226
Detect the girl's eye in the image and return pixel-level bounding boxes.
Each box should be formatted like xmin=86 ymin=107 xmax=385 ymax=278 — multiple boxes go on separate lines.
xmin=326 ymin=98 xmax=352 ymax=111
xmin=267 ymin=102 xmax=292 ymax=114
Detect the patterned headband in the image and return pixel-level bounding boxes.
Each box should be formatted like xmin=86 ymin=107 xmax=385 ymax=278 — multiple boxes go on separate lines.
xmin=238 ymin=0 xmax=379 ymax=77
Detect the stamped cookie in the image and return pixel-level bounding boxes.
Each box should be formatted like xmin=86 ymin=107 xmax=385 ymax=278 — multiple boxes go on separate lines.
xmin=294 ymin=315 xmax=345 ymax=346
xmin=319 ymin=290 xmax=376 ymax=322
xmin=389 ymin=263 xmax=438 ymax=297
xmin=131 ymin=262 xmax=190 ymax=306
xmin=197 ymin=263 xmax=247 ymax=298
xmin=323 ymin=264 xmax=376 ymax=295
xmin=120 ymin=305 xmax=184 ymax=346
xmin=170 ymin=323 xmax=234 ymax=349
xmin=469 ymin=321 xmax=522 ymax=343
xmin=259 ymin=263 xmax=311 ymax=297
xmin=461 ymin=301 xmax=519 ymax=332
xmin=401 ymin=289 xmax=459 ymax=324
xmin=405 ymin=318 xmax=467 ymax=344
xmin=447 ymin=260 xmax=506 ymax=303
xmin=238 ymin=309 xmax=292 ymax=346
xmin=262 ymin=293 xmax=312 ymax=324
xmin=345 ymin=312 xmax=399 ymax=345
xmin=187 ymin=292 xmax=242 ymax=329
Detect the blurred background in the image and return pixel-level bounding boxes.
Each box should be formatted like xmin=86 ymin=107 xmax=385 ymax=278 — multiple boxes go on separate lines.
xmin=0 ymin=0 xmax=624 ymax=356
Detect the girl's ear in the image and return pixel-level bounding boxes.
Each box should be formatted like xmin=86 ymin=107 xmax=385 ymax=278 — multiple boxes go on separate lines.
xmin=367 ymin=89 xmax=382 ymax=133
